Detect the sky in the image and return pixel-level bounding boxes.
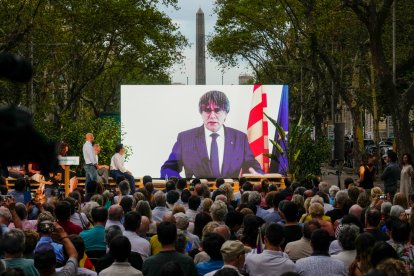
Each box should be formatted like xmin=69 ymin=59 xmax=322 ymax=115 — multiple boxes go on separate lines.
xmin=159 ymin=0 xmax=251 ymax=85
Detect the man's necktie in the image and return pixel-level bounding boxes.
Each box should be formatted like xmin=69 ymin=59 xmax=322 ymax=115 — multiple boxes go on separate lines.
xmin=210 ymin=133 xmax=220 ymax=178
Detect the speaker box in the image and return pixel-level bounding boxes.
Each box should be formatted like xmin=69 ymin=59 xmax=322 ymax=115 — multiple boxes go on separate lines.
xmin=334 ymin=123 xmax=345 ymax=160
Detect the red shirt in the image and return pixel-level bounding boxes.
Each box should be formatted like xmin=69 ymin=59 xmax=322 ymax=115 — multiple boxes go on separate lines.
xmin=58 ymin=220 xmax=83 ymax=235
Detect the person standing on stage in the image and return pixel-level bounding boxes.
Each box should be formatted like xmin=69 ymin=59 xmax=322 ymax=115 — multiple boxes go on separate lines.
xmin=94 ymin=144 xmax=110 ymax=187
xmin=82 ymin=133 xmax=98 ymax=190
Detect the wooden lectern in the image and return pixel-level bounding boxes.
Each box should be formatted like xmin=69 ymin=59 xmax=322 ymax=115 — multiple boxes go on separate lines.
xmin=58 ymin=156 xmax=80 ymax=196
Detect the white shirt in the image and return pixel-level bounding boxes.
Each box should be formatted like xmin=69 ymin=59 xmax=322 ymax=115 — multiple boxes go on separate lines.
xmin=204 ymin=126 xmax=225 ymax=174
xmin=105 ymin=220 xmax=125 ymax=232
xmin=245 ymin=250 xmax=296 ymax=276
xmin=83 ymin=141 xmax=97 ymax=165
xmin=122 ymin=230 xmax=150 ymax=261
xmin=110 ymin=153 xmax=127 ymax=173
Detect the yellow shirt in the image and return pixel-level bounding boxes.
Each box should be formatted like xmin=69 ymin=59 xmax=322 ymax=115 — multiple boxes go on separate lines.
xmin=150 ymin=234 xmax=162 ymax=255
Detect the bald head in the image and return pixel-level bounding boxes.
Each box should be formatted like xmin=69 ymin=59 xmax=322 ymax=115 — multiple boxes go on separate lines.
xmin=213 ymin=225 xmax=231 ymax=240
xmin=139 ymin=216 xmax=150 ymax=235
xmin=108 ymin=205 xmax=123 ymax=221
xmin=349 ymin=204 xmax=363 ymax=220
xmin=86 ymin=133 xmax=94 ymax=142
xmin=162 ymin=213 xmax=176 ymax=224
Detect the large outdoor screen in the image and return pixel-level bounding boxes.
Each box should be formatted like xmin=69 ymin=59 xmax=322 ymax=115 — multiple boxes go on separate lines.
xmin=121 ymin=85 xmax=287 ymax=178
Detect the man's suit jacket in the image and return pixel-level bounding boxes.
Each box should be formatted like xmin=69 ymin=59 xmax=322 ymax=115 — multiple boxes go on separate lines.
xmin=160 ymin=125 xmax=263 ymax=178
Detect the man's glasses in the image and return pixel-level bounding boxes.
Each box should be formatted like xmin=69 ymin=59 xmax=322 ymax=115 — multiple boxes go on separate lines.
xmin=202 ymin=107 xmax=223 ymax=114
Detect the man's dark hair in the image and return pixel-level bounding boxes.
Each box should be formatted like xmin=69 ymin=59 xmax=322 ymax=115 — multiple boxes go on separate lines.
xmin=225 ymin=211 xmax=244 ymax=229
xmin=344 ymin=178 xmax=354 ymax=189
xmin=202 ymin=233 xmax=225 ymax=260
xmin=216 ymin=178 xmax=225 ymax=189
xmin=265 ymin=223 xmax=285 ymax=246
xmin=181 ymin=189 xmax=191 ymax=203
xmin=124 ymin=211 xmax=141 ymax=232
xmin=214 ymin=268 xmax=239 ymax=276
xmin=191 ymin=178 xmax=201 ymax=186
xmin=279 ymin=201 xmax=298 ymax=222
xmin=188 ymin=196 xmax=201 ymax=211
xmin=158 ymin=261 xmax=185 ymax=276
xmin=198 ymin=90 xmax=230 ymax=114
xmin=66 ymin=235 xmax=85 ymax=261
xmin=272 ymin=192 xmax=286 ymax=209
xmin=239 ymin=177 xmax=247 ymax=186
xmin=143 ymin=175 xmax=152 ymax=185
xmin=348 ymin=186 xmax=360 ymax=203
xmin=119 ymin=196 xmax=133 ymax=213
xmin=366 ymin=208 xmax=381 ymax=227
xmin=34 ymin=245 xmax=56 ymax=271
xmin=311 ymin=229 xmax=330 ymax=253
xmin=14 ymin=178 xmax=26 ymax=192
xmin=157 ymin=221 xmax=177 ymax=246
xmin=1 ymin=229 xmax=25 ymax=254
xmin=91 ymin=206 xmax=108 ymax=224
xmin=391 ymin=220 xmax=410 ymax=243
xmin=303 ymin=220 xmax=321 ymax=239
xmin=165 ymin=180 xmax=176 ymax=192
xmin=242 ymin=182 xmax=253 ymax=192
xmin=177 ymin=178 xmax=187 ymax=190
xmin=54 ymin=201 xmax=71 ymax=221
xmin=387 ymin=150 xmax=398 ymax=162
xmin=114 ymin=143 xmax=123 ymax=153
xmin=110 ymin=235 xmax=131 ymax=262
xmin=370 ymin=241 xmax=399 ymax=267
xmin=166 ymin=190 xmax=179 ymax=205
xmin=15 ymin=203 xmax=27 ymax=220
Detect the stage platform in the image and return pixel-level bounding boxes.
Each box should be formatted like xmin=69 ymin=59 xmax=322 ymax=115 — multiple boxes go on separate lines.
xmin=4 ymin=174 xmax=285 ymax=194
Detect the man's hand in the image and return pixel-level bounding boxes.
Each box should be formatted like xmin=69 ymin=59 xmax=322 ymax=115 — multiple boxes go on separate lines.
xmin=53 ymin=222 xmax=67 ymax=238
xmin=4 ymin=196 xmax=15 ymax=211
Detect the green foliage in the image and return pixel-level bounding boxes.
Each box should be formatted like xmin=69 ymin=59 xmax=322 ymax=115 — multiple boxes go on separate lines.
xmin=35 ymin=116 xmax=128 ymax=175
xmin=264 ymin=114 xmax=312 ymax=180
xmin=296 ymin=135 xmax=331 ymax=181
xmin=0 ymin=0 xmax=187 ymax=125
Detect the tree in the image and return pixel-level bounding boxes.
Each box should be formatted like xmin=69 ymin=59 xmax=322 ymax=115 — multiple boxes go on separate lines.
xmin=208 ymin=0 xmax=371 ymax=163
xmin=344 ymin=0 xmax=414 ymax=157
xmin=0 ymin=0 xmax=187 ymax=127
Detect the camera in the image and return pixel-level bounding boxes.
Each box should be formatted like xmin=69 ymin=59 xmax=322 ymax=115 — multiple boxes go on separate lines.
xmin=379 ymin=195 xmax=386 ymax=200
xmin=0 ymin=195 xmax=12 ymax=201
xmin=38 ymin=220 xmax=55 ymax=233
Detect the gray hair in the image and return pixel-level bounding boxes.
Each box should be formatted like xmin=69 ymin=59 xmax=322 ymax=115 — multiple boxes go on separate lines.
xmin=310 ymin=195 xmax=324 ymax=206
xmin=154 ymin=191 xmax=166 ymax=207
xmin=2 ymin=229 xmax=25 ymax=254
xmin=318 ymin=182 xmax=331 ymax=194
xmin=105 ymin=225 xmax=123 ymax=245
xmin=335 ymin=190 xmax=349 ymax=206
xmin=248 ymin=191 xmax=261 ymax=206
xmin=381 ymin=202 xmax=392 ymax=216
xmin=81 ymin=201 xmax=100 ymax=220
xmin=210 ymin=200 xmax=228 ymax=222
xmin=329 ymin=185 xmax=340 ymax=197
xmin=338 ymin=224 xmax=360 ymax=250
xmin=390 ymin=205 xmax=405 ymax=218
xmin=291 ymin=194 xmax=304 ymax=207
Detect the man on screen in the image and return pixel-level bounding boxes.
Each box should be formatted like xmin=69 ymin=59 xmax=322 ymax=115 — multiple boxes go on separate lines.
xmin=161 ymin=90 xmax=264 ymax=179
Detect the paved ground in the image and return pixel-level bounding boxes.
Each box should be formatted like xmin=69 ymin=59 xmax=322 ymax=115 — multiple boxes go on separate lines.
xmin=320 ymin=164 xmax=384 ymax=190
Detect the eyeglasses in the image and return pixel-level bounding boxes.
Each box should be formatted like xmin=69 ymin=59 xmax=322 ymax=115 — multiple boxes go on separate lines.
xmin=202 ymin=107 xmax=223 ymax=114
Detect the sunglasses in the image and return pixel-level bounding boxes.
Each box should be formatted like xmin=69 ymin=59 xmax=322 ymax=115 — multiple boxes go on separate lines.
xmin=202 ymin=107 xmax=224 ymax=114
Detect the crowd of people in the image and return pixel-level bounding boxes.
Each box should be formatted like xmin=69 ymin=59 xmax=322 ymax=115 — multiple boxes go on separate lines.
xmin=1 ymin=134 xmax=414 ymax=275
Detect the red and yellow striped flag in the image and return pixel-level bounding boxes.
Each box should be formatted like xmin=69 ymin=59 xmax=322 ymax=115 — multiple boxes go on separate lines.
xmin=247 ymin=84 xmax=269 ymax=173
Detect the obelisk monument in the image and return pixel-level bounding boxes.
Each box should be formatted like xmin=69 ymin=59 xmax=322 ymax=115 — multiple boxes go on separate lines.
xmin=196 ymin=8 xmax=206 ymax=85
